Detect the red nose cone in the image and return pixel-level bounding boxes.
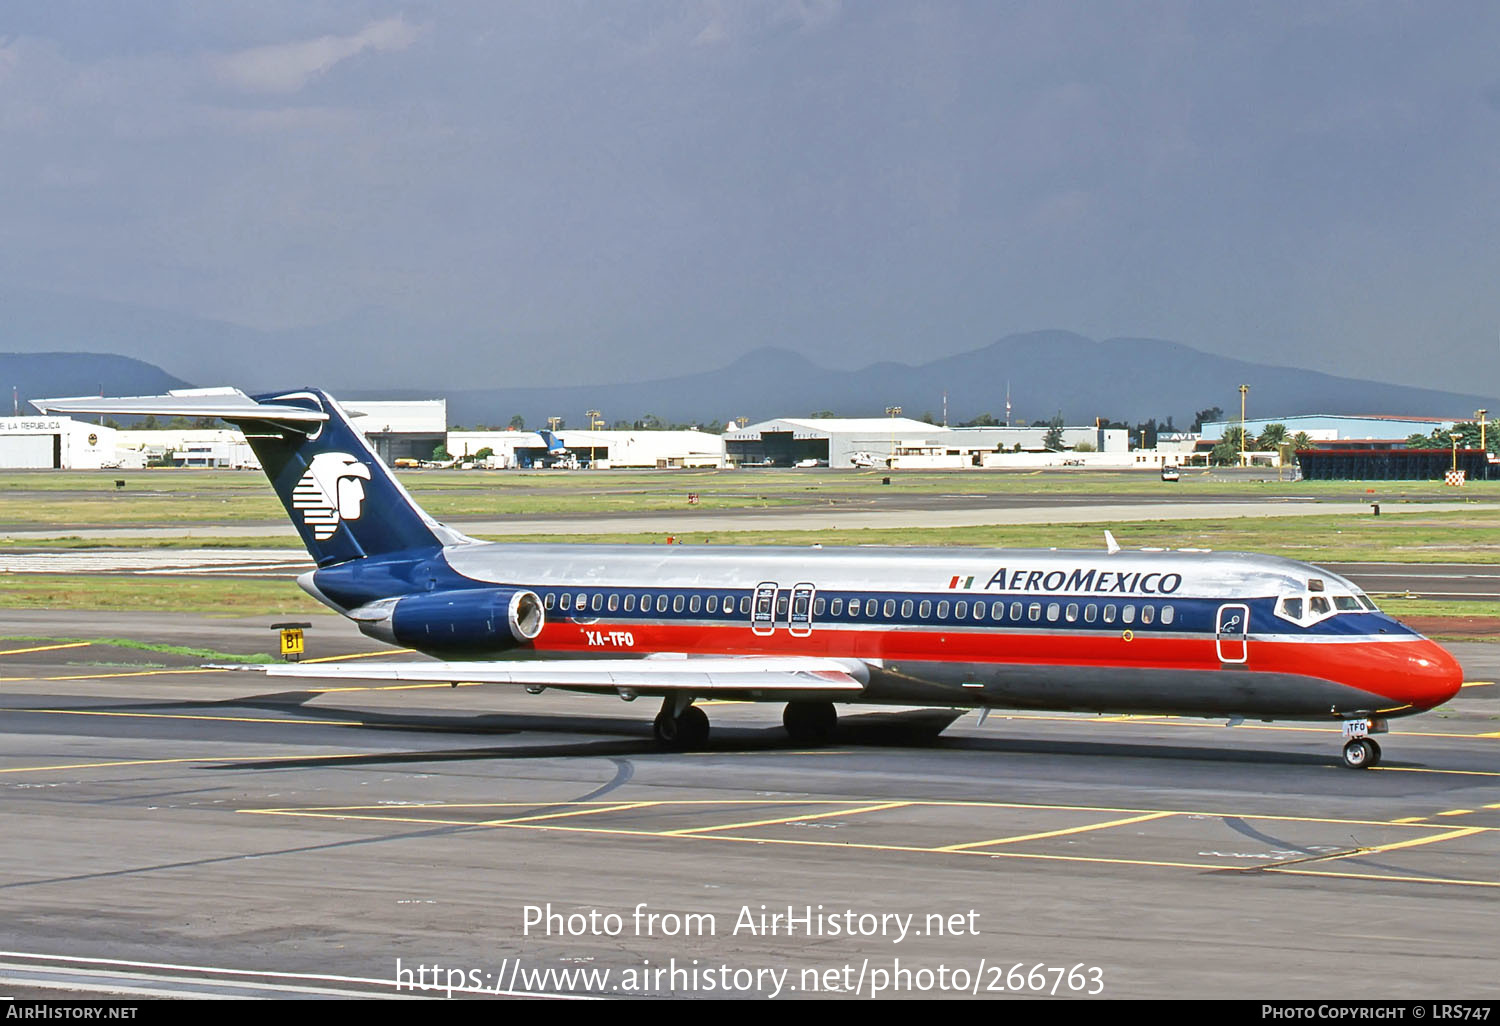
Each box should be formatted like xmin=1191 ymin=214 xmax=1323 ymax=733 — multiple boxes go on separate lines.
xmin=1403 ymin=639 xmax=1464 ymax=710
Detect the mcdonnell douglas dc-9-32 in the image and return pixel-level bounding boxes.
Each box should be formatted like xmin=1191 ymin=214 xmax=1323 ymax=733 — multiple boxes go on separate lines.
xmin=35 ymin=387 xmax=1463 ymax=769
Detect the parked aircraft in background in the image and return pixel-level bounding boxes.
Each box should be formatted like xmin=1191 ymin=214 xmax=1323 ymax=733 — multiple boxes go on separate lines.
xmin=35 ymin=387 xmax=1464 ymax=769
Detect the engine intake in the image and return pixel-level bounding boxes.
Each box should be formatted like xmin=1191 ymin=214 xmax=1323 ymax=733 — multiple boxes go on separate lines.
xmin=381 ymin=587 xmax=545 ymax=653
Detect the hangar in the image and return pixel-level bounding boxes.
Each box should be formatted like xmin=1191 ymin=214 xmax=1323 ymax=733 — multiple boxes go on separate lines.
xmin=724 ymin=418 xmax=1125 ymax=468
xmin=351 ymin=401 xmax=448 ymax=465
xmin=0 ymin=415 xmax=116 ymax=469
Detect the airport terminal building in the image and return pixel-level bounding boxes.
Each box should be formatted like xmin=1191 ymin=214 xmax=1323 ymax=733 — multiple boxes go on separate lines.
xmin=724 ymin=418 xmax=1127 ymax=468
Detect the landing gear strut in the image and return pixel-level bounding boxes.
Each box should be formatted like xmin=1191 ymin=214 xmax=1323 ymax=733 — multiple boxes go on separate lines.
xmin=1340 ymin=718 xmax=1386 ymax=769
xmin=783 ymin=701 xmax=837 ymax=745
xmin=653 ymin=697 xmax=709 ymax=751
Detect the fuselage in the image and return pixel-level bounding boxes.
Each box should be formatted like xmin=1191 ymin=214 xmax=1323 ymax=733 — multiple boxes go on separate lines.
xmin=302 ymin=541 xmax=1463 ymax=722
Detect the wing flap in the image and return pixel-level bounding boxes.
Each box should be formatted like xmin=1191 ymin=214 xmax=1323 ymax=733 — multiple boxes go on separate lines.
xmin=259 ymin=656 xmax=868 ymax=692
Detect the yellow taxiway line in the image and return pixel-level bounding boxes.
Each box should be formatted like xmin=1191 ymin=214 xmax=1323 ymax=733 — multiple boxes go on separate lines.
xmin=933 ymin=811 xmax=1177 ymax=852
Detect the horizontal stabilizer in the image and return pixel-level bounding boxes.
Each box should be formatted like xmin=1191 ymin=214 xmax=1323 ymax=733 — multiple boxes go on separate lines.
xmin=256 ymin=656 xmax=869 ymax=693
xmin=32 ymin=388 xmax=329 ymax=425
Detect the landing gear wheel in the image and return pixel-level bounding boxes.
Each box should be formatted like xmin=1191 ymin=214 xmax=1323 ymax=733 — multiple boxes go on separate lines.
xmin=653 ymin=704 xmax=710 ymax=751
xmin=1341 ymin=738 xmax=1376 ymax=770
xmin=783 ymin=701 xmax=837 ymax=745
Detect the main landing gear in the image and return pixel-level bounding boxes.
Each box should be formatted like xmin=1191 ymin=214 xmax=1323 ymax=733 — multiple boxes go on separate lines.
xmin=783 ymin=701 xmax=837 ymax=745
xmin=1340 ymin=717 xmax=1388 ymax=770
xmin=653 ymin=697 xmax=709 ymax=751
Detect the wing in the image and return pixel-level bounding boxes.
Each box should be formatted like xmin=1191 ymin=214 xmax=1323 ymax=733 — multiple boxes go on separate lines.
xmin=251 ymin=655 xmax=870 ymax=698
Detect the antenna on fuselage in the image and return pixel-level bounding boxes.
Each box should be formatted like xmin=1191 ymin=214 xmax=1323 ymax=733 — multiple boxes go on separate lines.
xmin=1104 ymin=530 xmax=1121 ymax=555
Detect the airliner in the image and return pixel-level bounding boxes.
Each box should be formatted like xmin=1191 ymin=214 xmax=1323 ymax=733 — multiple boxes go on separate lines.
xmin=36 ymin=387 xmax=1463 ymax=769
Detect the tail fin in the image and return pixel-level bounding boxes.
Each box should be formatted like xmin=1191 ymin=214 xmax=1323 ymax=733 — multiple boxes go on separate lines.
xmin=34 ymin=387 xmax=468 ymax=565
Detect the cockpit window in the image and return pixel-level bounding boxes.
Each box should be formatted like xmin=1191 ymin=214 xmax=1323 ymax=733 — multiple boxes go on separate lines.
xmin=1333 ymin=596 xmax=1361 ymax=611
xmin=1280 ymin=597 xmax=1303 ymax=620
xmin=1357 ymin=595 xmax=1378 ymax=611
xmin=1309 ymin=596 xmax=1331 ymax=615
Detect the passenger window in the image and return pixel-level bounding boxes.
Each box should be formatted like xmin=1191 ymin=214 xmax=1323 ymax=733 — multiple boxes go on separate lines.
xmin=1046 ymin=602 xmax=1060 ymax=622
xmin=776 ymin=594 xmax=789 ymax=618
xmin=591 ymin=593 xmax=603 ymax=612
xmin=576 ymin=593 xmax=586 ymax=610
xmin=607 ymin=593 xmax=619 ymax=612
xmin=1160 ymin=605 xmax=1174 ymax=625
xmin=1103 ymin=604 xmax=1116 ymax=623
xmin=937 ymin=601 xmax=950 ymax=618
xmin=814 ymin=597 xmax=826 ymax=616
xmin=848 ymin=598 xmax=862 ymax=617
xmin=559 ymin=593 xmax=571 ymax=611
xmin=689 ymin=595 xmax=701 ymax=613
xmin=625 ymin=594 xmax=636 ymax=612
xmin=544 ymin=592 xmax=556 ymax=609
xmin=740 ymin=595 xmax=751 ymax=615
xmin=642 ymin=593 xmax=652 ymax=610
xmin=901 ymin=600 xmax=914 ymax=618
xmin=831 ymin=597 xmax=844 ymax=616
xmin=973 ymin=602 xmax=985 ymax=620
xmin=1140 ymin=604 xmax=1155 ymax=625
xmin=991 ymin=601 xmax=1004 ymax=620
xmin=919 ymin=600 xmax=932 ymax=618
xmin=656 ymin=594 xmax=668 ymax=613
xmin=883 ymin=599 xmax=896 ymax=618
xmin=1028 ymin=602 xmax=1042 ymax=621
xmin=706 ymin=595 xmax=718 ymax=614
xmin=1009 ymin=601 xmax=1022 ymax=621
xmin=1065 ymin=603 xmax=1079 ymax=622
xmin=1084 ymin=604 xmax=1097 ymax=623
xmin=955 ymin=601 xmax=968 ymax=618
xmin=672 ymin=595 xmax=685 ymax=613
xmin=1121 ymin=604 xmax=1136 ymax=624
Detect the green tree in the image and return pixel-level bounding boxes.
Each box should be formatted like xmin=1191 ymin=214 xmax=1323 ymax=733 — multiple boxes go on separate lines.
xmin=959 ymin=412 xmax=999 ymax=427
xmin=432 ymin=443 xmax=450 ymax=461
xmin=1256 ymin=423 xmax=1288 ymax=450
xmin=1072 ymin=441 xmax=1096 ymax=453
xmin=1405 ymin=432 xmax=1435 ymax=449
xmin=508 ymin=414 xmax=525 ymax=430
xmin=1042 ymin=414 xmax=1065 ymax=451
xmin=1210 ymin=427 xmax=1247 ymax=466
xmin=1192 ymin=407 xmax=1224 ymax=432
xmin=809 ymin=410 xmax=838 ymax=419
xmin=474 ymin=447 xmax=494 ymax=461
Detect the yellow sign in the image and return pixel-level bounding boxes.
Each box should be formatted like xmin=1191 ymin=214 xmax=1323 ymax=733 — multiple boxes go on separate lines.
xmin=279 ymin=627 xmax=305 ymax=659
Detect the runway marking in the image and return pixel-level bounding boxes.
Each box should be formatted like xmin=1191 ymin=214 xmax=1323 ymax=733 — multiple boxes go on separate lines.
xmin=20 ymin=708 xmax=366 ymax=727
xmin=1258 ymin=868 xmax=1500 ymax=889
xmin=660 ymin=801 xmax=911 ymax=835
xmin=1436 ymin=808 xmax=1476 ymax=817
xmin=1390 ymin=816 xmax=1429 ymax=824
xmin=1460 ymin=681 xmax=1494 ymax=688
xmin=42 ymin=668 xmax=224 ymax=682
xmin=309 ymin=682 xmax=484 ymax=693
xmin=983 ymin=712 xmax=1500 ymax=742
xmin=1373 ymin=766 xmax=1500 ymax=778
xmin=238 ymin=797 xmax=1498 ymax=886
xmin=0 ymin=642 xmax=92 ymax=656
xmin=301 ymin=649 xmax=415 ymax=663
xmin=932 ymin=811 xmax=1177 ymax=852
xmin=0 ymin=752 xmax=381 ymax=775
xmin=479 ymin=801 xmax=662 ymax=826
xmin=0 ymin=950 xmax=588 ymax=1000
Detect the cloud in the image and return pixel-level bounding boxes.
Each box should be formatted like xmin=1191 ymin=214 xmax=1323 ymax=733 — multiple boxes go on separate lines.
xmin=212 ymin=15 xmax=424 ymax=95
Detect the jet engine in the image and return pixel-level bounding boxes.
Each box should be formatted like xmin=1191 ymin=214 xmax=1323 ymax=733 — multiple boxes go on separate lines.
xmin=357 ymin=588 xmax=545 ymax=653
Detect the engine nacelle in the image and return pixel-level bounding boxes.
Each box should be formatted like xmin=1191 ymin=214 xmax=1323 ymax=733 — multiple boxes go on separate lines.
xmin=372 ymin=588 xmax=546 ymax=653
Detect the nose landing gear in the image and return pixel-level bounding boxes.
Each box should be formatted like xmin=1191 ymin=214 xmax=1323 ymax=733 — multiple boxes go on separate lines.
xmin=1340 ymin=717 xmax=1387 ymax=769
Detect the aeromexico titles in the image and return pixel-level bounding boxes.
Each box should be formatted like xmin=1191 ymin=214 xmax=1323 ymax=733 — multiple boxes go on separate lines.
xmin=35 ymin=387 xmax=1463 ymax=769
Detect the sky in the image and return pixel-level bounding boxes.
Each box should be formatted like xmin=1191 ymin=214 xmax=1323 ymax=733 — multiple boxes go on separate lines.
xmin=1 ymin=1 xmax=1498 ymax=392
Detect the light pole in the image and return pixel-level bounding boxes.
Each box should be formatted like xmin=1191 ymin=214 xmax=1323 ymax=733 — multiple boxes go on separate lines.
xmin=1451 ymin=432 xmax=1462 ymax=473
xmin=586 ymin=409 xmax=602 ymax=469
xmin=885 ymin=406 xmax=902 ymax=468
xmin=1238 ymin=384 xmax=1249 ymax=468
xmin=1477 ymin=409 xmax=1488 ymax=454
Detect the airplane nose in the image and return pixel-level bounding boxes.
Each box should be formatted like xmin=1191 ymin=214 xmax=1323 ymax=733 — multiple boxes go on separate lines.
xmin=1402 ymin=639 xmax=1464 ymax=710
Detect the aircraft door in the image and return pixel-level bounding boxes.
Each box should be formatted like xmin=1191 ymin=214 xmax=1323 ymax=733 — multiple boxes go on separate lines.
xmin=788 ymin=583 xmax=816 ymax=637
xmin=752 ymin=581 xmax=778 ymax=636
xmin=1216 ymin=603 xmax=1249 ymax=664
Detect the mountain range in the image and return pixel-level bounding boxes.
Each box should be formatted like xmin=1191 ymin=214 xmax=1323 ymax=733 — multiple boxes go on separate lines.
xmin=3 ymin=318 xmax=1492 ymax=429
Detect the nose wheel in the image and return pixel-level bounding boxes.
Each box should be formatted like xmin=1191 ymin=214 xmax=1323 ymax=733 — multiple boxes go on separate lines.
xmin=1341 ymin=737 xmax=1382 ymax=770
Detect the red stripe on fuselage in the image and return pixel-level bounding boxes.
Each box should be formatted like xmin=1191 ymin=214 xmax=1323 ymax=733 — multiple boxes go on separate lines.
xmin=538 ymin=621 xmax=1461 ymax=712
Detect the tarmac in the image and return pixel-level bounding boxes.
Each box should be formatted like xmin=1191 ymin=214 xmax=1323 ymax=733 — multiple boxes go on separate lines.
xmin=1 ymin=611 xmax=1496 ymax=999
